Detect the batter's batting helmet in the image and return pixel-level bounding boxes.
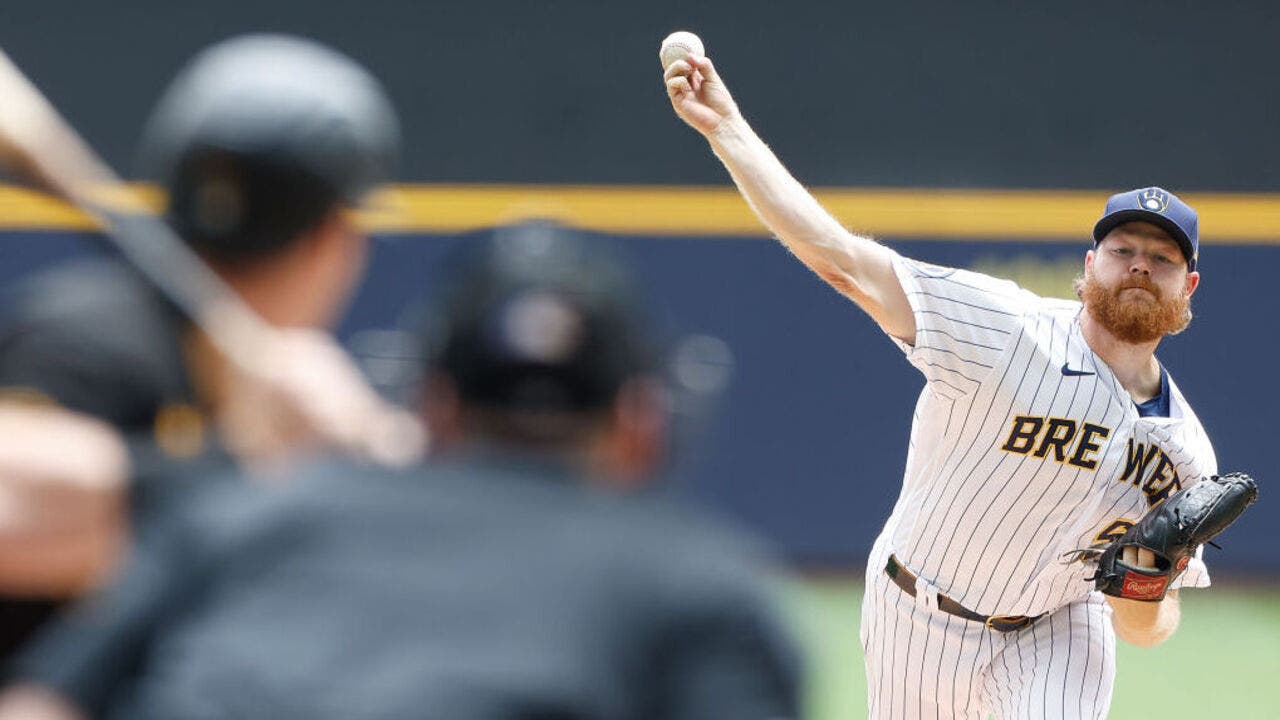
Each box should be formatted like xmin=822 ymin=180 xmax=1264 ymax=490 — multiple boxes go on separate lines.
xmin=140 ymin=34 xmax=401 ymax=262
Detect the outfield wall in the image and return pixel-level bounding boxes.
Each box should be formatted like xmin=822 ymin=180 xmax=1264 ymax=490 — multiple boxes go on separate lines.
xmin=0 ymin=0 xmax=1276 ymax=568
xmin=3 ymin=219 xmax=1274 ymax=571
xmin=2 ymin=2 xmax=1279 ymax=191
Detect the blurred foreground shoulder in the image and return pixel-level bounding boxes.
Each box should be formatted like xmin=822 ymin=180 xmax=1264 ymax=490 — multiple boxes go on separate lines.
xmin=599 ymin=494 xmax=803 ymax=720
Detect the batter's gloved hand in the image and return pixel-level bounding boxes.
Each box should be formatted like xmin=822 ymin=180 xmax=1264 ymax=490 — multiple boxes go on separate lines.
xmin=1091 ymin=473 xmax=1258 ymax=601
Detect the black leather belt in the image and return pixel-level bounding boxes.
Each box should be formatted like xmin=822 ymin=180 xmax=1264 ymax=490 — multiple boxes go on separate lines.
xmin=884 ymin=555 xmax=1042 ymax=633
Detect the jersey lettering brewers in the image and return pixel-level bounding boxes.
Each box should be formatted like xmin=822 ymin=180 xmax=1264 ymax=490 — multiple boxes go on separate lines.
xmin=860 ymin=254 xmax=1215 ymax=719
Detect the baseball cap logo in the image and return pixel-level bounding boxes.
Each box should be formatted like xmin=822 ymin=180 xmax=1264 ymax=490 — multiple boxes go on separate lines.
xmin=1137 ymin=188 xmax=1170 ymax=213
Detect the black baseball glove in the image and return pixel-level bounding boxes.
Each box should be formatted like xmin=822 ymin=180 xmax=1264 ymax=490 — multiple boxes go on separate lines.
xmin=1088 ymin=472 xmax=1258 ymax=601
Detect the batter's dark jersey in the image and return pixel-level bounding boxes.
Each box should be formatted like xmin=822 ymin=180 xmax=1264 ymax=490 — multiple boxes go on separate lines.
xmin=11 ymin=454 xmax=801 ymax=720
xmin=0 ymin=256 xmax=197 ymax=660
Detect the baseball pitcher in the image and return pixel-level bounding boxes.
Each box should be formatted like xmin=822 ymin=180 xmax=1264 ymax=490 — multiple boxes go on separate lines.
xmin=661 ymin=36 xmax=1256 ymax=719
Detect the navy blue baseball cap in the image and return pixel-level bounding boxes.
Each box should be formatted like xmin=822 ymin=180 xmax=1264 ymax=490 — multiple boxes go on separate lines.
xmin=1092 ymin=187 xmax=1199 ymax=271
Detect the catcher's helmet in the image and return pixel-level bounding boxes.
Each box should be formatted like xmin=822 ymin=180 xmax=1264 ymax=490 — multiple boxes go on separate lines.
xmin=140 ymin=34 xmax=400 ymax=262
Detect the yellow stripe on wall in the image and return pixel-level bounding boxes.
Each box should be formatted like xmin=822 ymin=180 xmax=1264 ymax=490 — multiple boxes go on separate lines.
xmin=4 ymin=183 xmax=1280 ymax=243
xmin=0 ymin=186 xmax=99 ymax=230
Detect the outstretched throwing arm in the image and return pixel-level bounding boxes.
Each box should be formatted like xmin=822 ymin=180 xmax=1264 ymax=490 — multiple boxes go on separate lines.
xmin=663 ymin=42 xmax=914 ymax=344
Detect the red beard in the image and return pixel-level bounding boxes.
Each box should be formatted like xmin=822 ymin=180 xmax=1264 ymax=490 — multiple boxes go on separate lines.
xmin=1077 ymin=272 xmax=1191 ymax=344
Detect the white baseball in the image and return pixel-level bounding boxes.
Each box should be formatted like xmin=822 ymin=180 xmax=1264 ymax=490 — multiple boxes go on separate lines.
xmin=659 ymin=31 xmax=704 ymax=70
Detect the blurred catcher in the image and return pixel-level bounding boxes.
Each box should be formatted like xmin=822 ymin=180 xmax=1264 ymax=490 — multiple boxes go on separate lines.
xmin=0 ymin=34 xmax=409 ymax=658
xmin=0 ymin=221 xmax=800 ymax=720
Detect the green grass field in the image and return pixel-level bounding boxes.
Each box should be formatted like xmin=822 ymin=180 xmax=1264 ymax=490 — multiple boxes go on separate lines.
xmin=783 ymin=578 xmax=1280 ymax=719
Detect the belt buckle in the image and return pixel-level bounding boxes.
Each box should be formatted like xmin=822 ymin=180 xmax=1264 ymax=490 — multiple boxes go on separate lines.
xmin=984 ymin=614 xmax=1030 ymax=631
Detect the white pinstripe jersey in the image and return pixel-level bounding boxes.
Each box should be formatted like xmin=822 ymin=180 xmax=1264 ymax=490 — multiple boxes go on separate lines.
xmin=873 ymin=254 xmax=1216 ymax=618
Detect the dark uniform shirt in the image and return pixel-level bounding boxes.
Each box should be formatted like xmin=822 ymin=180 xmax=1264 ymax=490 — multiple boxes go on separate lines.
xmin=0 ymin=256 xmax=199 ymax=660
xmin=12 ymin=454 xmax=801 ymax=720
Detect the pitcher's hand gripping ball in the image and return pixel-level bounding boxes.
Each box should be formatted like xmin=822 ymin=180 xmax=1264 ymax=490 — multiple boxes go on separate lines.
xmin=1092 ymin=472 xmax=1257 ymax=601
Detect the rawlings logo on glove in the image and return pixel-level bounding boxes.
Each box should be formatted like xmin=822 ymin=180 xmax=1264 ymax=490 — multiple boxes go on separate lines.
xmin=1073 ymin=472 xmax=1258 ymax=602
